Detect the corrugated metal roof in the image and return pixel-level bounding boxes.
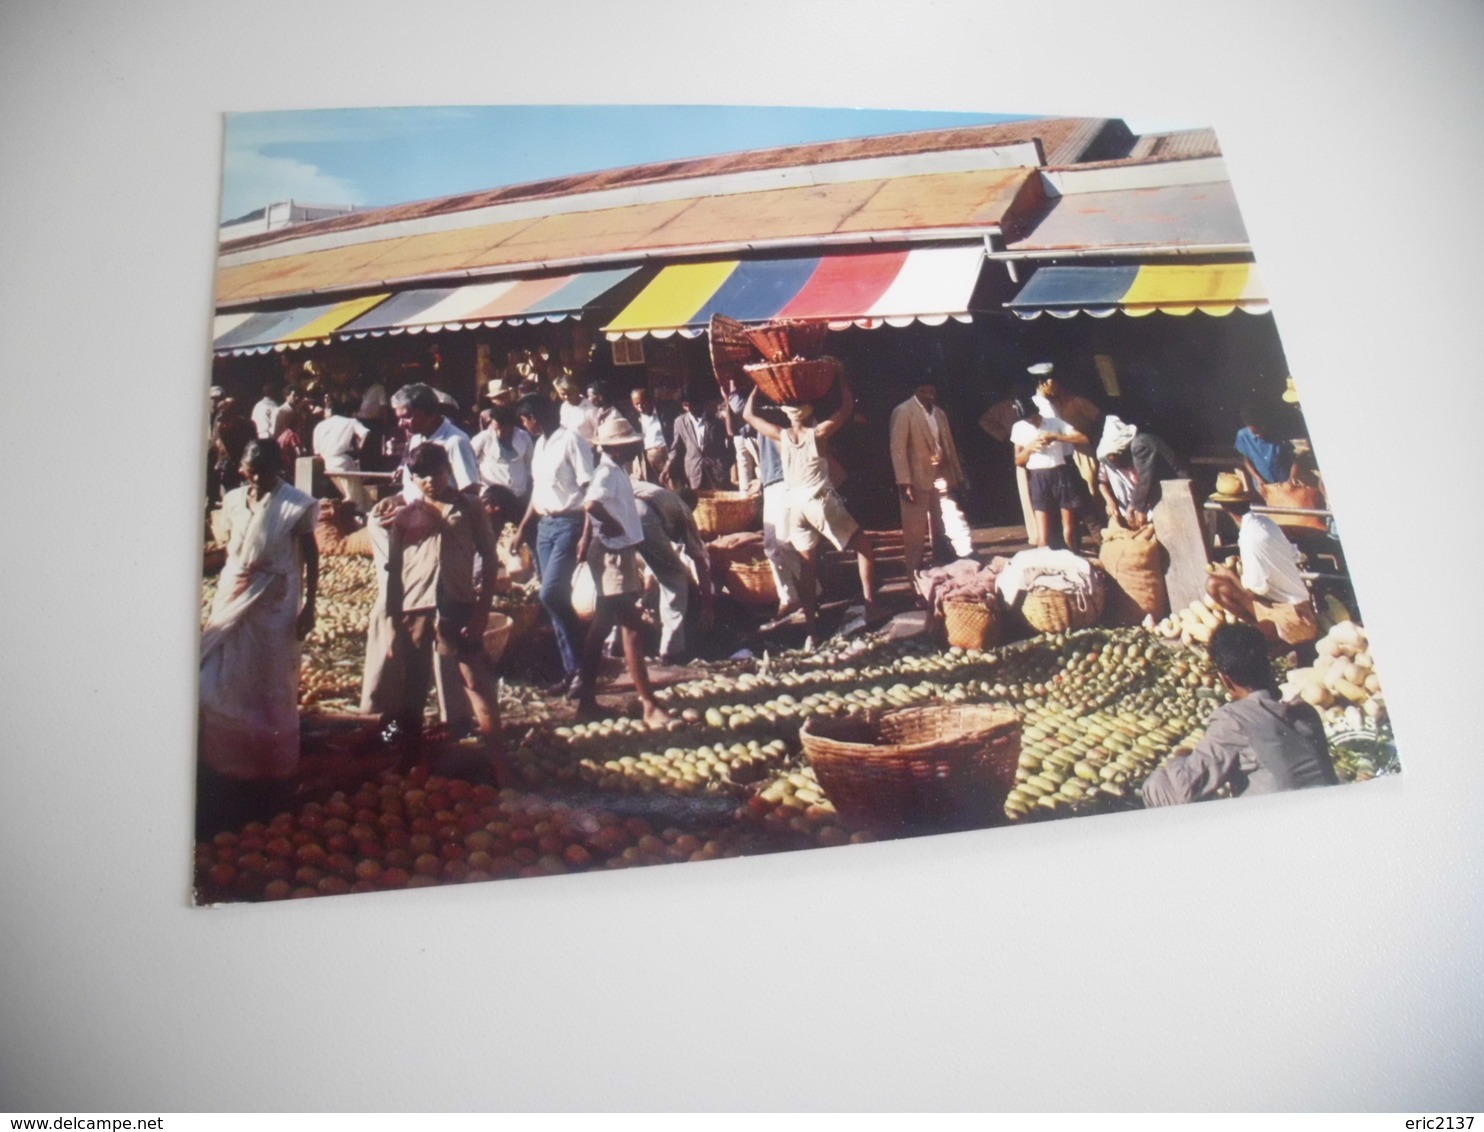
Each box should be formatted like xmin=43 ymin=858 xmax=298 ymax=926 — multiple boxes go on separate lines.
xmin=222 ymin=117 xmax=1115 ymax=255
xmin=1007 ymin=181 xmax=1249 ymax=252
xmin=216 ymin=166 xmax=1035 ymax=307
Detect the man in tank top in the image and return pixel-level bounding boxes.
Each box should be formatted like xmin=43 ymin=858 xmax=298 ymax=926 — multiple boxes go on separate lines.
xmin=743 ymin=373 xmax=881 ymax=649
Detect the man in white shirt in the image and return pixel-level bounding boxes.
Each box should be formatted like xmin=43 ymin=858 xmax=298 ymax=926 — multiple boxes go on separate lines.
xmin=555 ymin=374 xmax=598 ymax=443
xmin=1205 ymin=478 xmax=1319 ymax=647
xmin=512 ymin=394 xmax=596 ymax=692
xmin=313 ymin=392 xmax=372 ymax=510
xmin=889 ymin=383 xmax=967 ymax=579
xmin=470 ymin=404 xmax=534 ymax=508
xmin=251 ymin=380 xmax=286 ymax=440
xmin=630 ymin=386 xmax=672 ymax=482
xmin=572 ymin=417 xmax=670 ymax=725
xmin=1009 ymin=395 xmax=1089 ymax=553
xmin=390 ymin=383 xmax=480 ymax=496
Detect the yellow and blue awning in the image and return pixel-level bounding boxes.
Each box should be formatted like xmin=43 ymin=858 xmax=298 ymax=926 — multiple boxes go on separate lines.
xmin=603 ymin=245 xmax=987 ymax=339
xmin=212 ymin=266 xmax=639 ymax=356
xmin=1005 ymin=263 xmax=1269 ymax=319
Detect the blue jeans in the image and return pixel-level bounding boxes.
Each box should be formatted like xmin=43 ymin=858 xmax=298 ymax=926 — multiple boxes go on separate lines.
xmin=535 ymin=512 xmax=585 ymax=677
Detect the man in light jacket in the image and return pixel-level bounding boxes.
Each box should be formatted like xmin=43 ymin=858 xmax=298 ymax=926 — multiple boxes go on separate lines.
xmin=889 ymin=383 xmax=967 ymax=579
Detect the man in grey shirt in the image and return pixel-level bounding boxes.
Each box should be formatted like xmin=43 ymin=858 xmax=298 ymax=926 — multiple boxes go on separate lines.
xmin=1142 ymin=622 xmax=1338 ymax=806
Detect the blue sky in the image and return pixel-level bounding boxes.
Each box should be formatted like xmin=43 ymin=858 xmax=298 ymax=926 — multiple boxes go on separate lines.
xmin=219 ymin=104 xmax=1051 ymax=221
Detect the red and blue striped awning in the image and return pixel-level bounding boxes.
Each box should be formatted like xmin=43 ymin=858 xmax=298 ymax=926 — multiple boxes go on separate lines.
xmin=602 ymin=245 xmax=986 ymax=339
xmin=1005 ymin=263 xmax=1270 ymax=319
xmin=212 ymin=266 xmax=639 ymax=356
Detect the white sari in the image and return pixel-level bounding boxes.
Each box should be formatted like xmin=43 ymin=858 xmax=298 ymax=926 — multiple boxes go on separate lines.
xmin=200 ymin=481 xmax=317 ymax=780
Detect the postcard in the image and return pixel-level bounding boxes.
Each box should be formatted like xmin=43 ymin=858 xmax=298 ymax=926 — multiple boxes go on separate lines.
xmin=195 ymin=105 xmax=1398 ymax=904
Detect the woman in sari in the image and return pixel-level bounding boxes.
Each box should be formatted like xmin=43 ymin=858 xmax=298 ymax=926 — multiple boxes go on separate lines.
xmin=197 ymin=440 xmax=319 ymax=838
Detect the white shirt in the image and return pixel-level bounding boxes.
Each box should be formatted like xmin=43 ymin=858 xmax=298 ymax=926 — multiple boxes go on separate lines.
xmin=471 ymin=426 xmax=533 ymax=497
xmin=530 ymin=427 xmax=596 ymax=515
xmin=1238 ymin=512 xmax=1310 ymax=605
xmin=559 ymin=399 xmax=598 ymax=443
xmin=586 ymin=455 xmax=644 ymax=550
xmin=637 ymin=411 xmax=667 ymax=449
xmin=251 ymin=396 xmax=280 ymax=440
xmin=312 ymin=415 xmax=369 ymax=472
xmin=410 ymin=417 xmax=480 ymax=492
xmin=1010 ymin=415 xmax=1076 ymax=470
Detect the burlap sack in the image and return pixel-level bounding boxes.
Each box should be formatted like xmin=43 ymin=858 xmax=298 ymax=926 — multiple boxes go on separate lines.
xmin=1098 ymin=525 xmax=1169 ymax=625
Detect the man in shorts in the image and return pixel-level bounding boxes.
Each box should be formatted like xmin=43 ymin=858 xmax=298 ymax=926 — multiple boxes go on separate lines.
xmin=1010 ymin=394 xmax=1090 ymax=553
xmin=742 ymin=372 xmax=880 ymax=649
xmin=572 ymin=417 xmax=671 ymax=725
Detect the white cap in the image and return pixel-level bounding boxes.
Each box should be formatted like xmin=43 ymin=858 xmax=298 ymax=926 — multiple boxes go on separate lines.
xmin=1096 ymin=415 xmax=1138 ymax=460
xmin=1028 ymin=361 xmax=1054 ymax=377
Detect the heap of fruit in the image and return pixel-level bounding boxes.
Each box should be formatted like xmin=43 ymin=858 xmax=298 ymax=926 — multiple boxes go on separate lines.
xmin=1151 ymin=593 xmax=1241 ymax=646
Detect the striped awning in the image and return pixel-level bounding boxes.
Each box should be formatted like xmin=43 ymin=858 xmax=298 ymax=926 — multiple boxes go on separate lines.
xmin=212 ymin=266 xmax=639 ymax=355
xmin=1005 ymin=263 xmax=1270 ymax=319
xmin=602 ymin=245 xmax=987 ymax=339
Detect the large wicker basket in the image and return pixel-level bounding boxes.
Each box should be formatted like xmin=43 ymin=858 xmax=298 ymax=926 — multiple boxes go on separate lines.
xmin=721 ymin=555 xmax=778 ymax=606
xmin=800 ymin=706 xmax=1022 ymax=832
xmin=743 ymin=319 xmax=829 ymax=364
xmin=743 ymin=357 xmax=840 ymax=406
xmin=1020 ymin=583 xmax=1105 ymax=634
xmin=708 ymin=314 xmax=755 ymax=388
xmin=693 ymin=489 xmax=761 ymax=538
xmin=942 ymin=598 xmax=1000 ymax=650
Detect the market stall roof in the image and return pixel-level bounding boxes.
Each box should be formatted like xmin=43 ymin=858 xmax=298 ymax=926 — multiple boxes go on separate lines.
xmin=603 ymin=244 xmax=987 ymax=338
xmin=1005 ymin=181 xmax=1249 ymax=254
xmin=214 ymin=167 xmax=1035 ymax=309
xmin=211 ymin=266 xmax=638 ymax=355
xmin=1004 ymin=263 xmax=1269 ymax=318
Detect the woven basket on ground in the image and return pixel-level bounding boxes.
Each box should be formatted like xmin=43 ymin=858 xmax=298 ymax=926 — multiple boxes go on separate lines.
xmin=693 ymin=489 xmax=761 ymax=538
xmin=942 ymin=598 xmax=1001 ymax=650
xmin=743 ymin=357 xmax=839 ymax=406
xmin=743 ymin=320 xmax=830 ymax=364
xmin=800 ymin=706 xmax=1022 ymax=832
xmin=721 ymin=556 xmax=778 ymax=606
xmin=1020 ymin=583 xmax=1105 ymax=634
xmin=481 ymin=612 xmax=514 ymax=665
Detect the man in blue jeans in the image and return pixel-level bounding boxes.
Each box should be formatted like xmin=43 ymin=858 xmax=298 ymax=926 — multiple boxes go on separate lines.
xmin=512 ymin=393 xmax=596 ymax=695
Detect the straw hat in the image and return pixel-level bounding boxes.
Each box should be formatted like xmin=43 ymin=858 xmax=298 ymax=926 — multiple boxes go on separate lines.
xmin=1209 ymin=472 xmax=1256 ymax=503
xmin=595 ymin=416 xmax=642 ymax=447
xmin=486 ymin=376 xmax=517 ymax=405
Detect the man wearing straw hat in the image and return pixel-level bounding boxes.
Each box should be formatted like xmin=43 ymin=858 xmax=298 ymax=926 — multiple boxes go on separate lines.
xmin=1205 ymin=473 xmax=1318 ymax=647
xmin=573 ymin=416 xmax=671 ymax=725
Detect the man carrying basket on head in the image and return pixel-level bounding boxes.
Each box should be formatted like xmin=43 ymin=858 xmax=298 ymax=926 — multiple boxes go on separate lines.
xmin=743 ymin=372 xmax=881 ymax=650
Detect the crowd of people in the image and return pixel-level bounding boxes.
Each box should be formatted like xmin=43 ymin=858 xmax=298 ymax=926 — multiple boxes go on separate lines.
xmin=199 ymin=352 xmax=1342 ymax=832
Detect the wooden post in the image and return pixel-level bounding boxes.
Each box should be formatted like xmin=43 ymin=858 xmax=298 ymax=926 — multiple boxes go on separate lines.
xmin=295 ymin=455 xmax=320 ymax=497
xmin=1151 ymin=479 xmax=1210 ymax=613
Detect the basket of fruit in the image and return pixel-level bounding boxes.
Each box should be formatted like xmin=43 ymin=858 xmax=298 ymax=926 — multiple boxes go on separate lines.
xmin=693 ymin=489 xmax=761 ymax=539
xmin=743 ymin=319 xmax=830 ymax=364
xmin=800 ymin=706 xmax=1021 ymax=832
xmin=743 ymin=357 xmax=840 ymax=406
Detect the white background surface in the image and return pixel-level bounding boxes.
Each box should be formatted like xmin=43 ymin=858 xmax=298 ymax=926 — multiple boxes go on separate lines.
xmin=2 ymin=0 xmax=1481 ymax=1112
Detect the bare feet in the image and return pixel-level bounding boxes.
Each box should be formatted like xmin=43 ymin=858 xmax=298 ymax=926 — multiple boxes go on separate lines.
xmin=641 ymin=702 xmax=672 ymax=727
